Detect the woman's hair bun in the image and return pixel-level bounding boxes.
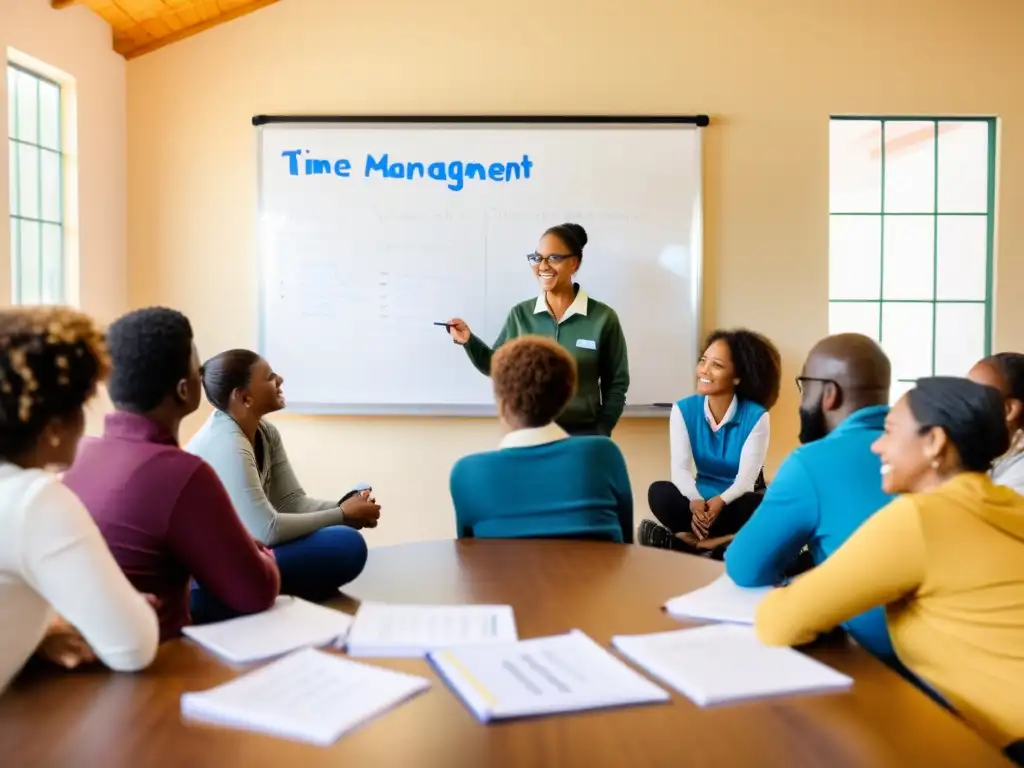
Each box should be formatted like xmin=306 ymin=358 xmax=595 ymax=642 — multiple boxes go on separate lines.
xmin=562 ymin=223 xmax=588 ymax=250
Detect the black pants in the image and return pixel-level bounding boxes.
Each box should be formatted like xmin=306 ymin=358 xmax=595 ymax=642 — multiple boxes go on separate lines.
xmin=648 ymin=480 xmax=762 ymax=538
xmin=1007 ymin=741 xmax=1024 ymax=766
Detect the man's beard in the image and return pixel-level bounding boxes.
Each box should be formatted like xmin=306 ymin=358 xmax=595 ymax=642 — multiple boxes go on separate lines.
xmin=798 ymin=399 xmax=828 ymax=444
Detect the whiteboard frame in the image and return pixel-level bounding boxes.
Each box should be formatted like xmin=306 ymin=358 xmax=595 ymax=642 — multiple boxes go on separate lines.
xmin=254 ymin=115 xmax=707 ymax=418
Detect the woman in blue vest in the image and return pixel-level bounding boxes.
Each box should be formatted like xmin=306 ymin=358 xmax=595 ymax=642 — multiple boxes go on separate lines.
xmin=639 ymin=328 xmax=781 ymax=553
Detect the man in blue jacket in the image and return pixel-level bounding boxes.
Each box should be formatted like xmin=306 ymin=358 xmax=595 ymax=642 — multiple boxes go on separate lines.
xmin=725 ymin=333 xmax=897 ymax=664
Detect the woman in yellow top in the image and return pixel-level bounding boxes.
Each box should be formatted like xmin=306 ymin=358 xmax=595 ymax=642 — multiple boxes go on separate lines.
xmin=756 ymin=376 xmax=1024 ymax=764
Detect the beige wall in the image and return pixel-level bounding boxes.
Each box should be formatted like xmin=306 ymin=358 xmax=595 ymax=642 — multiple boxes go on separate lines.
xmin=125 ymin=0 xmax=1024 ymax=546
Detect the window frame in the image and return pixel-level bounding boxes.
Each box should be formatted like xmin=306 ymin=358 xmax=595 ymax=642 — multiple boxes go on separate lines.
xmin=7 ymin=61 xmax=65 ymax=305
xmin=828 ymin=115 xmax=997 ymax=390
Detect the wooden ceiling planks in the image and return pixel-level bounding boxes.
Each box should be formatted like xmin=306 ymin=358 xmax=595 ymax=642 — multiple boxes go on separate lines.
xmin=50 ymin=0 xmax=280 ymax=59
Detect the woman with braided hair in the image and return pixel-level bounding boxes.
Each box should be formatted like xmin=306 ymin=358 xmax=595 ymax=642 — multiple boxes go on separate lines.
xmin=0 ymin=307 xmax=158 ymax=693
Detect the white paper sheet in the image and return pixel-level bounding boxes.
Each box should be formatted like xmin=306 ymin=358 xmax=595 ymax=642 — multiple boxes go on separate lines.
xmin=182 ymin=596 xmax=354 ymax=663
xmin=429 ymin=629 xmax=670 ymax=722
xmin=344 ymin=602 xmax=517 ymax=657
xmin=663 ymin=574 xmax=772 ymax=624
xmin=181 ymin=647 xmax=430 ymax=746
xmin=612 ymin=624 xmax=853 ymax=706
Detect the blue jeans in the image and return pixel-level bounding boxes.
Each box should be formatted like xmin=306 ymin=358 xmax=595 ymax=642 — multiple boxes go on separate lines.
xmin=190 ymin=526 xmax=368 ymax=624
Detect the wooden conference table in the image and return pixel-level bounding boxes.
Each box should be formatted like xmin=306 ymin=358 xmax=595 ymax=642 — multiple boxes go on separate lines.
xmin=0 ymin=539 xmax=1014 ymax=767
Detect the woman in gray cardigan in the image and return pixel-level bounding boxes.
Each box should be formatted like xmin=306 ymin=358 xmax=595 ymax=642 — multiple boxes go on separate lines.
xmin=187 ymin=349 xmax=380 ymax=610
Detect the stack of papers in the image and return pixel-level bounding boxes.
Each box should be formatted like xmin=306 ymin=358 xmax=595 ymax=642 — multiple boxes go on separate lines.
xmin=345 ymin=603 xmax=518 ymax=657
xmin=612 ymin=624 xmax=853 ymax=706
xmin=181 ymin=648 xmax=430 ymax=745
xmin=663 ymin=574 xmax=772 ymax=624
xmin=429 ymin=629 xmax=670 ymax=722
xmin=182 ymin=597 xmax=354 ymax=663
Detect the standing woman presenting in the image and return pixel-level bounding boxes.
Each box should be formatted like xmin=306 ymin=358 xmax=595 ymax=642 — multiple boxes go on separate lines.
xmin=447 ymin=223 xmax=630 ymax=436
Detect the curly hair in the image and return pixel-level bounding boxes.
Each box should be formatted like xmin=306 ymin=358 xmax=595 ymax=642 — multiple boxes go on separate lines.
xmin=106 ymin=307 xmax=194 ymax=412
xmin=703 ymin=328 xmax=782 ymax=410
xmin=492 ymin=336 xmax=577 ymax=428
xmin=0 ymin=307 xmax=109 ymax=459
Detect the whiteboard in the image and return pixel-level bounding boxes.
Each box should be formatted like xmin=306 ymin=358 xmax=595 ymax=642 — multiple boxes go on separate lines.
xmin=255 ymin=117 xmax=704 ymax=416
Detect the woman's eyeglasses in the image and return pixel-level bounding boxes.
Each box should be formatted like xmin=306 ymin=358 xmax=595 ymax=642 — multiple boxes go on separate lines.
xmin=526 ymin=253 xmax=573 ymax=265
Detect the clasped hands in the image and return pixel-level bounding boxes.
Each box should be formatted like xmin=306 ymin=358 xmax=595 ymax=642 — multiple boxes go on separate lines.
xmin=689 ymin=496 xmax=725 ymax=540
xmin=341 ymin=488 xmax=381 ymax=529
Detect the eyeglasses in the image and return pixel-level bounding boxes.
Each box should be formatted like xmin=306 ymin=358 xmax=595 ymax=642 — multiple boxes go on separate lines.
xmin=527 ymin=253 xmax=573 ymax=265
xmin=795 ymin=376 xmax=838 ymax=394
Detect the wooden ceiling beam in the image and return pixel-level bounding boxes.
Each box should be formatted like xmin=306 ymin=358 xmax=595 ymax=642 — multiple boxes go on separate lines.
xmin=119 ymin=0 xmax=280 ymax=59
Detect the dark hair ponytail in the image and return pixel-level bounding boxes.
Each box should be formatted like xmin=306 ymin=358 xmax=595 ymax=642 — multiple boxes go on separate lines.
xmin=544 ymin=222 xmax=588 ymax=264
xmin=906 ymin=376 xmax=1009 ymax=472
xmin=200 ymin=349 xmax=260 ymax=412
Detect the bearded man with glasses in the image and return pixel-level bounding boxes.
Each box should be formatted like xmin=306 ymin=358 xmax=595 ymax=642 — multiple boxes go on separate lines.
xmin=725 ymin=333 xmax=908 ymax=674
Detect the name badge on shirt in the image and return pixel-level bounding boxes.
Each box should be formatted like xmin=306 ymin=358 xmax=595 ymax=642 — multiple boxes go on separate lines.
xmin=576 ymin=339 xmax=597 ymax=350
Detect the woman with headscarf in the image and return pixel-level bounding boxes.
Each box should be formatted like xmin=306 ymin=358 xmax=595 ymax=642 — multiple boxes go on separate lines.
xmin=755 ymin=377 xmax=1024 ymax=765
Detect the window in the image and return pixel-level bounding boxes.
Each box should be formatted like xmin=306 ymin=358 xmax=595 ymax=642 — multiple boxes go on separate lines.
xmin=7 ymin=63 xmax=64 ymax=305
xmin=828 ymin=117 xmax=996 ymax=402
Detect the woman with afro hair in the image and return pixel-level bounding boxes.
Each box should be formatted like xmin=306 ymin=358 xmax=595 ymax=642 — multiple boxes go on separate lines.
xmin=640 ymin=328 xmax=782 ymax=553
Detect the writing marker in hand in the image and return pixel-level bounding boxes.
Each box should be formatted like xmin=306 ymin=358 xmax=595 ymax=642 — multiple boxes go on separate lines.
xmin=433 ymin=322 xmax=452 ymax=330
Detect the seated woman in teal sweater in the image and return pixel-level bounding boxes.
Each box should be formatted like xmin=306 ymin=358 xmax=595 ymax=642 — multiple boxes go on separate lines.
xmin=449 ymin=335 xmax=633 ymax=542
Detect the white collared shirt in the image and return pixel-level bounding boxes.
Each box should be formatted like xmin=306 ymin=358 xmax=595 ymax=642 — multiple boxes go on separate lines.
xmin=704 ymin=394 xmax=738 ymax=432
xmin=669 ymin=395 xmax=770 ymax=503
xmin=499 ymin=422 xmax=570 ymax=449
xmin=534 ymin=286 xmax=589 ymax=325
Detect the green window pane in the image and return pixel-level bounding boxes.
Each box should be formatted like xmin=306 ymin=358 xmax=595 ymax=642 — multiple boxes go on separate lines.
xmin=7 ymin=64 xmax=65 ymax=306
xmin=16 ymin=219 xmax=42 ymax=304
xmin=829 ymin=215 xmax=881 ymax=300
xmin=16 ymin=142 xmax=40 ymax=219
xmin=882 ymin=302 xmax=933 ymax=380
xmin=884 ymin=121 xmax=935 ymax=213
xmin=38 ymin=79 xmax=60 ymax=152
xmin=934 ymin=303 xmax=986 ymax=376
xmin=14 ymin=69 xmax=38 ymax=144
xmin=40 ymin=149 xmax=61 ymax=223
xmin=8 ymin=138 xmax=18 ymax=216
xmin=6 ymin=67 xmax=17 ymax=139
xmin=830 ymin=120 xmax=881 ymax=213
xmin=882 ymin=215 xmax=934 ymax=300
xmin=936 ymin=216 xmax=987 ymax=300
xmin=41 ymin=223 xmax=62 ymax=304
xmin=938 ymin=122 xmax=989 ymax=214
xmin=829 ymin=301 xmax=880 ymax=341
xmin=9 ymin=215 xmax=19 ymax=302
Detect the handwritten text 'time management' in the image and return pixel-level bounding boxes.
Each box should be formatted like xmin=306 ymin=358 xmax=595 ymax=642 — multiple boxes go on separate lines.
xmin=281 ymin=150 xmax=534 ymax=192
